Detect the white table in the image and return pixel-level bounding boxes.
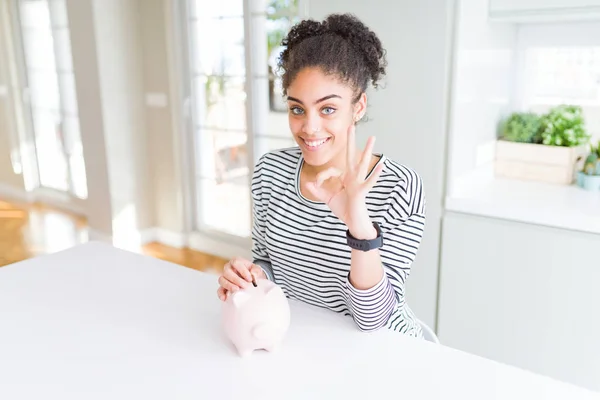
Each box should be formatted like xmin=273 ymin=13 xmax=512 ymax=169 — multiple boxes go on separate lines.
xmin=0 ymin=242 xmax=597 ymax=399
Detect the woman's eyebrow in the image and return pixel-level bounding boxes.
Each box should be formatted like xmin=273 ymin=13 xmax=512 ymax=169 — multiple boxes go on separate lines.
xmin=287 ymin=94 xmax=342 ymax=105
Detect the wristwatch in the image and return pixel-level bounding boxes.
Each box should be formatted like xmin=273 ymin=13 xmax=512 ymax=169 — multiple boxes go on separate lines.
xmin=346 ymin=222 xmax=384 ymax=251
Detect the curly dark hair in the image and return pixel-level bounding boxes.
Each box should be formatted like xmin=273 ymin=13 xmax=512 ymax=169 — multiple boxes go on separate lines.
xmin=277 ymin=13 xmax=387 ymax=103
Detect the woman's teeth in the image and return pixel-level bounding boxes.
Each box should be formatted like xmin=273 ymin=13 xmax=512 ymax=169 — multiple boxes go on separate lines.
xmin=303 ymin=138 xmax=329 ymax=148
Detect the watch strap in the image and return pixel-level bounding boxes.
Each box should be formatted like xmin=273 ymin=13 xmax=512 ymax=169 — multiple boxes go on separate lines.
xmin=346 ymin=222 xmax=383 ymax=251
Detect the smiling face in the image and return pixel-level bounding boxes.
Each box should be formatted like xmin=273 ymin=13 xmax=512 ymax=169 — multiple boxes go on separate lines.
xmin=286 ymin=67 xmax=366 ymax=171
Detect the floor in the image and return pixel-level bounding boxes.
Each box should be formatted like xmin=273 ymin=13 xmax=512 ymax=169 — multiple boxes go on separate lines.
xmin=0 ymin=199 xmax=228 ymax=273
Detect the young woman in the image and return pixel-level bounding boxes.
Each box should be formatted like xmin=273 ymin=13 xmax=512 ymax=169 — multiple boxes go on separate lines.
xmin=216 ymin=13 xmax=426 ymax=338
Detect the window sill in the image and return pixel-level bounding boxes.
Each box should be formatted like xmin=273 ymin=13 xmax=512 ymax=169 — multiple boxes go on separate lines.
xmin=445 ymin=167 xmax=600 ymax=235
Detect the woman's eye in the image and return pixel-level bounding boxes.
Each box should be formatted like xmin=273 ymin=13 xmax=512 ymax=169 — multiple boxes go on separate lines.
xmin=289 ymin=107 xmax=304 ymax=115
xmin=322 ymin=107 xmax=336 ymax=115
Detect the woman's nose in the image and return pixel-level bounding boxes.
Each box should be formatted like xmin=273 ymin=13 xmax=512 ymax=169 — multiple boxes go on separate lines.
xmin=302 ymin=116 xmax=321 ymax=135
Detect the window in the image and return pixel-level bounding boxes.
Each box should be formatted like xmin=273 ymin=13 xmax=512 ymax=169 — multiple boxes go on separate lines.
xmin=14 ymin=0 xmax=87 ymax=199
xmin=525 ymin=47 xmax=600 ymax=103
xmin=515 ymin=23 xmax=600 ymax=142
xmin=183 ymin=0 xmax=302 ymax=240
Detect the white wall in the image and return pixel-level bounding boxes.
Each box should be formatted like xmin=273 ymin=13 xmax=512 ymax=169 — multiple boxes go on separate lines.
xmin=91 ymin=0 xmax=152 ymax=248
xmin=141 ymin=0 xmax=186 ymax=236
xmin=446 ymin=0 xmax=518 ymax=190
xmin=307 ymin=0 xmax=455 ymax=329
xmin=62 ymin=0 xmax=114 ymax=237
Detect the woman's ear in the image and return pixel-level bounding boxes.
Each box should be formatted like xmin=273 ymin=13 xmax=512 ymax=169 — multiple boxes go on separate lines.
xmin=353 ymin=92 xmax=367 ymax=123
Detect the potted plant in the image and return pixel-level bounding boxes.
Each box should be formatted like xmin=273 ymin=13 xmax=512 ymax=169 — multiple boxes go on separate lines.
xmin=576 ymin=141 xmax=600 ymax=191
xmin=495 ymin=105 xmax=591 ymax=185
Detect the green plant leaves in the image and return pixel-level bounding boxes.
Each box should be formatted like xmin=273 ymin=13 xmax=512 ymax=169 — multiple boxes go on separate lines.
xmin=539 ymin=105 xmax=590 ymax=147
xmin=500 ymin=105 xmax=591 ymax=148
xmin=500 ymin=112 xmax=543 ymax=143
xmin=582 ymin=140 xmax=600 ymax=176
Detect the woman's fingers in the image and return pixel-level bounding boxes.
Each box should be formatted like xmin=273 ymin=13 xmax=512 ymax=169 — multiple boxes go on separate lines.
xmin=346 ymin=124 xmax=357 ymax=169
xmin=357 ymin=136 xmax=376 ymax=179
xmin=229 ymin=258 xmax=253 ymax=282
xmin=316 ymin=167 xmax=343 ymax=186
xmin=218 ymin=275 xmax=243 ymax=293
xmin=218 ymin=257 xmax=262 ymax=301
xmin=224 ymin=266 xmax=250 ymax=290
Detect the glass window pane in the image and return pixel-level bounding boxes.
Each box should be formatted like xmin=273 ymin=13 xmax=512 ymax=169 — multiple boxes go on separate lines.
xmin=61 ymin=115 xmax=81 ymax=155
xmin=197 ymin=178 xmax=251 ymax=238
xmin=48 ymin=0 xmax=68 ymax=27
xmin=194 ymin=76 xmax=246 ymax=131
xmin=53 ymin=28 xmax=73 ymax=71
xmin=32 ymin=109 xmax=69 ymax=191
xmin=62 ymin=117 xmax=87 ymax=199
xmin=523 ymin=46 xmax=600 ymax=142
xmin=220 ymin=18 xmax=245 ymax=76
xmin=266 ymin=16 xmax=291 ymax=65
xmin=21 ymin=27 xmax=56 ymax=70
xmin=19 ymin=0 xmax=51 ymax=29
xmin=195 ymin=128 xmax=248 ymax=181
xmin=192 ymin=18 xmax=245 ymax=76
xmin=63 ymin=117 xmax=87 ymax=199
xmin=194 ymin=75 xmax=224 ymax=129
xmin=222 ymin=77 xmax=246 ymax=131
xmin=195 ymin=127 xmax=251 ymax=237
xmin=69 ymin=151 xmax=87 ymax=199
xmin=252 ymin=15 xmax=269 ymax=77
xmin=191 ymin=19 xmax=220 ymax=75
xmin=28 ymin=70 xmax=60 ymax=111
xmin=191 ymin=0 xmax=243 ymax=19
xmin=526 ymin=47 xmax=600 ymax=101
xmin=58 ymin=72 xmax=78 ymax=115
xmin=266 ymin=0 xmax=298 ymax=17
xmin=192 ymin=75 xmax=210 ymax=126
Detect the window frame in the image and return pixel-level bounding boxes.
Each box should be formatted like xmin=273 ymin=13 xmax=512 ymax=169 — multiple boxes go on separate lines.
xmin=177 ymin=0 xmax=307 ymax=250
xmin=8 ymin=0 xmax=87 ymax=207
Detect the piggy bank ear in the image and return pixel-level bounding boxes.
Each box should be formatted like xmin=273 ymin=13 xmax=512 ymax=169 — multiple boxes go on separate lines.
xmin=232 ymin=291 xmax=251 ymax=308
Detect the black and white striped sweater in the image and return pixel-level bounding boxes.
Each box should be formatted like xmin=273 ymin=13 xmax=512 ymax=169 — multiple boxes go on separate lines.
xmin=251 ymin=146 xmax=425 ymax=338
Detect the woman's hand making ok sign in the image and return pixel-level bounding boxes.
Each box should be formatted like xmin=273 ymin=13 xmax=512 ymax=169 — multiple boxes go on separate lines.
xmin=305 ymin=124 xmax=384 ymax=240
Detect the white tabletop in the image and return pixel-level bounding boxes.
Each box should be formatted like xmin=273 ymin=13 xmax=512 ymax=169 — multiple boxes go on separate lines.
xmin=0 ymin=242 xmax=597 ymax=399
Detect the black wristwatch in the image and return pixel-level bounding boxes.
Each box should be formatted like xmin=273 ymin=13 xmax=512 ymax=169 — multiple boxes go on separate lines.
xmin=346 ymin=222 xmax=384 ymax=251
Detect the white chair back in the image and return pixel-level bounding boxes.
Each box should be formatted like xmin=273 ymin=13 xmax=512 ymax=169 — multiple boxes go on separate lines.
xmin=418 ymin=319 xmax=440 ymax=344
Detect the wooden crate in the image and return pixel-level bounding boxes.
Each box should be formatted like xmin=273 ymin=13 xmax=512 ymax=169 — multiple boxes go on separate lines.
xmin=495 ymin=140 xmax=587 ymax=184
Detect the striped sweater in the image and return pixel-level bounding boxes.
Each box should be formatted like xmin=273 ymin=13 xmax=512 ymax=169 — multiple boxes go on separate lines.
xmin=251 ymin=146 xmax=425 ymax=338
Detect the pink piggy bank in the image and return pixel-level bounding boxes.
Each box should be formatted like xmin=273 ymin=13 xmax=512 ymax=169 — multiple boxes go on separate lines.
xmin=221 ymin=278 xmax=291 ymax=357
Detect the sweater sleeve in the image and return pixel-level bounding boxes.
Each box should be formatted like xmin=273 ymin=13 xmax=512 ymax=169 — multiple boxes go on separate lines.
xmin=345 ymin=171 xmax=426 ymax=332
xmin=250 ymin=155 xmax=274 ymax=281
